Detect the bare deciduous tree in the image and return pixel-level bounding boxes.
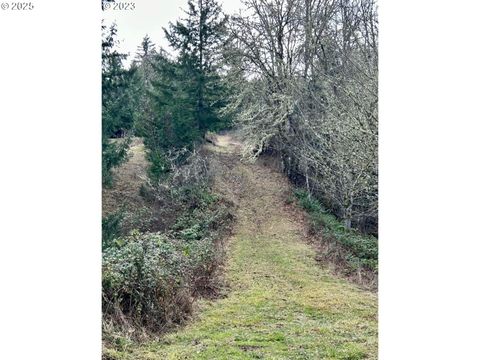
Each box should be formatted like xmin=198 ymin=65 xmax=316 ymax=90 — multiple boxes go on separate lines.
xmin=225 ymin=0 xmax=378 ymax=233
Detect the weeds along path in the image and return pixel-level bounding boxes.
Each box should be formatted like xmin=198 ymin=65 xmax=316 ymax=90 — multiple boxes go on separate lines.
xmin=130 ymin=133 xmax=378 ymax=359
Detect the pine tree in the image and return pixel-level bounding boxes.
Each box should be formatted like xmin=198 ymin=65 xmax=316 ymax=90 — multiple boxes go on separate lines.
xmin=164 ymin=0 xmax=229 ymax=133
xmin=142 ymin=52 xmax=199 ymax=182
xmin=131 ymin=35 xmax=157 ymax=137
xmin=140 ymin=0 xmax=231 ymax=183
xmin=102 ymin=23 xmax=135 ymax=185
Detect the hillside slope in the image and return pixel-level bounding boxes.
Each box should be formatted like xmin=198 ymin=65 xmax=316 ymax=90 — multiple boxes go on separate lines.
xmin=116 ymin=134 xmax=377 ymax=359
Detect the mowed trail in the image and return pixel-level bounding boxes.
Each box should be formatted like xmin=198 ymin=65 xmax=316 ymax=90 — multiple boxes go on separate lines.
xmin=129 ymin=134 xmax=378 ymax=360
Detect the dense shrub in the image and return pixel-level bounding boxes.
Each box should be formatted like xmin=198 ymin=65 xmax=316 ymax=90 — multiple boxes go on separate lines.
xmin=103 ymin=231 xmax=199 ymax=330
xmin=102 ymin=139 xmax=130 ymax=187
xmin=102 ymin=186 xmax=233 ymax=335
xmin=102 ymin=206 xmax=158 ymax=251
xmin=146 ymin=149 xmax=171 ymax=183
xmin=295 ymin=190 xmax=378 ymax=273
xmin=102 ymin=210 xmax=124 ymax=250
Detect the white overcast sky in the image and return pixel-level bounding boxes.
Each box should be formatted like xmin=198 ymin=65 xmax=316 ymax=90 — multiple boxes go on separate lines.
xmin=103 ymin=0 xmax=244 ymax=64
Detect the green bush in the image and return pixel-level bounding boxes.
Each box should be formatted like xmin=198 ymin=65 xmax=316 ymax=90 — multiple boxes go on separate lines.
xmin=103 ymin=231 xmax=197 ymax=330
xmin=102 ymin=231 xmax=222 ymax=332
xmin=102 ymin=139 xmax=130 ymax=187
xmin=175 ymin=185 xmax=218 ymax=208
xmin=102 ymin=207 xmax=157 ymax=251
xmin=146 ymin=149 xmax=171 ymax=183
xmin=173 ymin=187 xmax=231 ymax=241
xmin=295 ymin=190 xmax=378 ymax=271
xmin=102 ymin=186 xmax=234 ymax=335
xmin=102 ymin=210 xmax=124 ymax=250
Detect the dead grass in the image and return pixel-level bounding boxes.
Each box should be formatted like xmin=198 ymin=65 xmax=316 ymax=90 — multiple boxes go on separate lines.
xmin=102 ymin=138 xmax=185 ymax=234
xmin=102 ymin=137 xmax=148 ymax=217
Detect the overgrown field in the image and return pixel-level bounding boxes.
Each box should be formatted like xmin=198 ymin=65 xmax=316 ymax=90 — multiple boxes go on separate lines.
xmin=105 ymin=134 xmax=377 ymax=360
xmin=102 ymin=142 xmax=235 ymax=356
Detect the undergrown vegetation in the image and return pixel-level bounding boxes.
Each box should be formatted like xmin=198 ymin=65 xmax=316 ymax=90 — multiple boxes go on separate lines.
xmin=295 ymin=190 xmax=378 ymax=288
xmin=102 ymin=1 xmax=235 ymax=349
xmin=103 ymin=182 xmax=233 ymax=344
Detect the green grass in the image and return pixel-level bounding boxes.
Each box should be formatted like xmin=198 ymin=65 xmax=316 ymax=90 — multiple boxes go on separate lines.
xmin=107 ymin=204 xmax=377 ymax=359
xmin=295 ymin=190 xmax=378 ymax=271
xmin=104 ymin=142 xmax=377 ymax=360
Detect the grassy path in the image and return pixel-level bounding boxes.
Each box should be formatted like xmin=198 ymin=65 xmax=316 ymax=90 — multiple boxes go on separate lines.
xmin=127 ymin=135 xmax=377 ymax=359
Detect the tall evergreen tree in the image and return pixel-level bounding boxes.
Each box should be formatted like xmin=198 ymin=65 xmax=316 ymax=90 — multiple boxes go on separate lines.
xmin=142 ymin=52 xmax=199 ymax=182
xmin=102 ymin=23 xmax=135 ymax=185
xmin=131 ymin=35 xmax=157 ymax=137
xmin=139 ymin=1 xmax=231 ymax=183
xmin=164 ymin=0 xmax=229 ymax=132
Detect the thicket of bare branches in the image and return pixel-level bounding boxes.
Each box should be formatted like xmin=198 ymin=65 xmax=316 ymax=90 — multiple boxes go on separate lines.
xmin=226 ymin=0 xmax=378 ymax=233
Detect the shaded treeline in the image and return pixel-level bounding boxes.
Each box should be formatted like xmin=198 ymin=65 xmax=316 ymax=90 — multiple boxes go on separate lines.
xmin=102 ymin=0 xmax=231 ymax=186
xmin=225 ymin=0 xmax=378 ymax=234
